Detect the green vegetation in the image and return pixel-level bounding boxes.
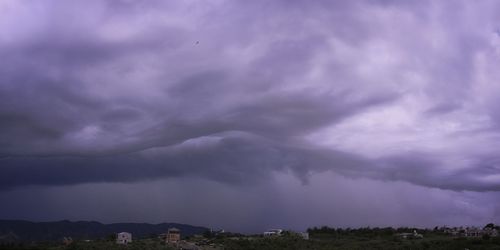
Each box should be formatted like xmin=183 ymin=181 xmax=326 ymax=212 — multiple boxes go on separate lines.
xmin=218 ymin=226 xmax=500 ymax=250
xmin=1 ymin=224 xmax=500 ymax=250
xmin=0 ymin=238 xmax=175 ymax=250
xmin=220 ymin=232 xmax=500 ymax=250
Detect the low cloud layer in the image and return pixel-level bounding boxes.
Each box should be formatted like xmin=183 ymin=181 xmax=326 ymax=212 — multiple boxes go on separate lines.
xmin=1 ymin=172 xmax=499 ymax=233
xmin=2 ymin=0 xmax=500 ymax=195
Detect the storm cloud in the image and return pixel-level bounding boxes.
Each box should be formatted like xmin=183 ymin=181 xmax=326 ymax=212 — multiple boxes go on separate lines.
xmin=2 ymin=0 xmax=500 ymax=226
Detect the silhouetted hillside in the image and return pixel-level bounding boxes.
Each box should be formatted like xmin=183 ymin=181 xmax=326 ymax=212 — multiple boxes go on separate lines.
xmin=0 ymin=220 xmax=208 ymax=243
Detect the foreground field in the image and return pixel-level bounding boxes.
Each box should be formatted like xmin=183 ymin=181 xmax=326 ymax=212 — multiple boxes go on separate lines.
xmin=2 ymin=227 xmax=500 ymax=250
xmin=3 ymin=236 xmax=500 ymax=250
xmin=2 ymin=237 xmax=500 ymax=250
xmin=221 ymin=235 xmax=500 ymax=250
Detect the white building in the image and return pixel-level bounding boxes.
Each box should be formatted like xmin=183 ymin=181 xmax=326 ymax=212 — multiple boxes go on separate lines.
xmin=300 ymin=232 xmax=309 ymax=240
xmin=464 ymin=227 xmax=482 ymax=237
xmin=483 ymin=227 xmax=499 ymax=237
xmin=166 ymin=228 xmax=181 ymax=244
xmin=116 ymin=232 xmax=132 ymax=244
xmin=263 ymin=229 xmax=283 ymax=237
xmin=398 ymin=230 xmax=423 ymax=239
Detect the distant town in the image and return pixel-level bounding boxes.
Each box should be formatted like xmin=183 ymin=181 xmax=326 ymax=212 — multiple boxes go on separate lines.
xmin=1 ymin=220 xmax=500 ymax=249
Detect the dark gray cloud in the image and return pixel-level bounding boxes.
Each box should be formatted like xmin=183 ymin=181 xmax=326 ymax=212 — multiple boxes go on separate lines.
xmin=1 ymin=0 xmax=500 ymax=200
xmin=0 ymin=132 xmax=368 ymax=190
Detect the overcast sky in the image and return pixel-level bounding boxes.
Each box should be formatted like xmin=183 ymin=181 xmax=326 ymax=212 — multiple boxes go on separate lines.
xmin=1 ymin=0 xmax=500 ymax=233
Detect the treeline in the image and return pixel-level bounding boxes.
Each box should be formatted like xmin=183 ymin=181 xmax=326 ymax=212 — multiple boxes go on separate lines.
xmin=307 ymin=226 xmax=424 ymax=238
xmin=306 ymin=223 xmax=500 ymax=240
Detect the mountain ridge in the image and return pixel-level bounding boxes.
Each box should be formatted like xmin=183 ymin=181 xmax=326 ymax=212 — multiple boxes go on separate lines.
xmin=0 ymin=219 xmax=208 ymax=242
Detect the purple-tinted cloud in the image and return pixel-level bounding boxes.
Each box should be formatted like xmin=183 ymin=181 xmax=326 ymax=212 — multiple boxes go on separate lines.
xmin=1 ymin=0 xmax=500 ymax=195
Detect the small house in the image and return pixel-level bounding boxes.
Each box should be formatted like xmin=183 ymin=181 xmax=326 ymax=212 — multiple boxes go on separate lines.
xmin=62 ymin=237 xmax=73 ymax=246
xmin=300 ymin=232 xmax=309 ymax=240
xmin=116 ymin=232 xmax=132 ymax=244
xmin=483 ymin=227 xmax=499 ymax=237
xmin=167 ymin=228 xmax=181 ymax=244
xmin=464 ymin=227 xmax=482 ymax=237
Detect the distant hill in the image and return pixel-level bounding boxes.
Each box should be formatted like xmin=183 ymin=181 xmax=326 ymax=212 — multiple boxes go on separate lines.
xmin=0 ymin=220 xmax=208 ymax=243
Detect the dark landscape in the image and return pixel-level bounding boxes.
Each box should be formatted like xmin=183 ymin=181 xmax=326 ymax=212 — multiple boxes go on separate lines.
xmin=0 ymin=220 xmax=207 ymax=242
xmin=1 ymin=220 xmax=500 ymax=249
